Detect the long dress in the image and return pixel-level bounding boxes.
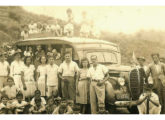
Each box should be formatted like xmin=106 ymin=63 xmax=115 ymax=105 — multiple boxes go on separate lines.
xmin=37 ymin=65 xmax=47 ymax=96
xmin=23 ymin=64 xmax=36 ymax=97
xmin=76 ymin=69 xmax=89 ymax=104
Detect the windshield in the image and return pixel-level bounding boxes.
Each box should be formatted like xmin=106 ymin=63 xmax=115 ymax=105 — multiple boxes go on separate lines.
xmin=86 ymin=51 xmax=118 ymax=64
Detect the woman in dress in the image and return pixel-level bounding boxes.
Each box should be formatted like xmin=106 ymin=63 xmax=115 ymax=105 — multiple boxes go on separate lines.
xmin=36 ymin=56 xmax=47 ymax=97
xmin=23 ymin=56 xmax=36 ymax=101
xmin=76 ymin=57 xmax=90 ymax=114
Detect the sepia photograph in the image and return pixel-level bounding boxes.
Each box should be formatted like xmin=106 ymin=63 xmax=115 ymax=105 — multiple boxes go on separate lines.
xmin=0 ymin=5 xmax=165 ymax=116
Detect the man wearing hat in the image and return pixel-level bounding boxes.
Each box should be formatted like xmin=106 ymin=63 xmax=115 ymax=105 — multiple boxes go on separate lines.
xmin=137 ymin=56 xmax=148 ymax=94
xmin=137 ymin=56 xmax=147 ymax=72
xmin=10 ymin=50 xmax=26 ymax=91
xmin=146 ymin=53 xmax=165 ymax=113
xmin=130 ymin=83 xmax=161 ymax=114
xmin=0 ymin=52 xmax=10 ymax=90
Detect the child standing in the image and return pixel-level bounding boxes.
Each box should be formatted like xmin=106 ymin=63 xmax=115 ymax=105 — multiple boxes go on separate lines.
xmin=46 ymin=56 xmax=59 ymax=97
xmin=76 ymin=58 xmax=90 ymax=114
xmin=1 ymin=77 xmax=18 ymax=100
xmin=23 ymin=57 xmax=36 ymax=100
xmin=0 ymin=53 xmax=10 ymax=90
xmin=36 ymin=56 xmax=47 ymax=97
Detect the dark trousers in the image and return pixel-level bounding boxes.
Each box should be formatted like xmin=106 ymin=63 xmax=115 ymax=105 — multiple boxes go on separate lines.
xmin=61 ymin=76 xmax=75 ymax=101
xmin=153 ymin=80 xmax=165 ymax=114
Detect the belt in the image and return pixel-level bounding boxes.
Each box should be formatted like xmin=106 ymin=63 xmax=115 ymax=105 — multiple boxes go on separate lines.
xmin=92 ymin=79 xmax=102 ymax=82
xmin=14 ymin=74 xmax=21 ymax=76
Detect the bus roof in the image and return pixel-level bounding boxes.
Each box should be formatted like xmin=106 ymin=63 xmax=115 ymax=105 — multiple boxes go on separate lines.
xmin=17 ymin=37 xmax=118 ymax=46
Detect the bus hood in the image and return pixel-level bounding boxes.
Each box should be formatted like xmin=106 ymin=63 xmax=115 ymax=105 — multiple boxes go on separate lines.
xmin=105 ymin=64 xmax=132 ymax=72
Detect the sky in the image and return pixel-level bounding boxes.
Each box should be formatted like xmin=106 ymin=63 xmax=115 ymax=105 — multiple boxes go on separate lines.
xmin=23 ymin=6 xmax=165 ymax=34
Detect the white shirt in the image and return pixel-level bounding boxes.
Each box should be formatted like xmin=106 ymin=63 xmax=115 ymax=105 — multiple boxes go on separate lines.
xmin=0 ymin=103 xmax=11 ymax=110
xmin=37 ymin=65 xmax=47 ymax=77
xmin=87 ymin=64 xmax=108 ymax=80
xmin=64 ymin=23 xmax=74 ymax=33
xmin=30 ymin=97 xmax=46 ymax=106
xmin=80 ymin=23 xmax=91 ymax=34
xmin=1 ymin=85 xmax=17 ymax=99
xmin=24 ymin=51 xmax=33 ymax=57
xmin=0 ymin=61 xmax=9 ymax=76
xmin=46 ymin=64 xmax=59 ymax=86
xmin=58 ymin=61 xmax=79 ymax=77
xmin=51 ymin=24 xmax=61 ymax=31
xmin=12 ymin=100 xmax=27 ymax=108
xmin=23 ymin=65 xmax=35 ymax=82
xmin=137 ymin=92 xmax=161 ymax=114
xmin=21 ymin=31 xmax=29 ymax=38
xmin=10 ymin=60 xmax=24 ymax=77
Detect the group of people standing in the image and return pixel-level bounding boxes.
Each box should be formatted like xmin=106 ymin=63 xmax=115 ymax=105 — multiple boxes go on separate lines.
xmin=0 ymin=45 xmax=109 ymax=114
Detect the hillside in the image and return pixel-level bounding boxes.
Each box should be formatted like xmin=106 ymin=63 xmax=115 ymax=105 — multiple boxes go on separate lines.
xmin=0 ymin=6 xmax=54 ymax=43
xmin=100 ymin=30 xmax=165 ymax=65
xmin=0 ymin=6 xmax=165 ymax=65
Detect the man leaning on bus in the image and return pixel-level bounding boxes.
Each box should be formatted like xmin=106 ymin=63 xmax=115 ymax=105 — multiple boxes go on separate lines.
xmin=87 ymin=55 xmax=109 ymax=114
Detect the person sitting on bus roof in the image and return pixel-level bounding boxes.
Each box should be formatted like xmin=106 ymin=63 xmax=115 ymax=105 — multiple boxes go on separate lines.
xmin=21 ymin=25 xmax=29 ymax=40
xmin=37 ymin=22 xmax=43 ymax=33
xmin=80 ymin=11 xmax=91 ymax=38
xmin=51 ymin=20 xmax=62 ymax=37
xmin=64 ymin=19 xmax=74 ymax=37
xmin=28 ymin=21 xmax=38 ymax=34
xmin=46 ymin=24 xmax=51 ymax=33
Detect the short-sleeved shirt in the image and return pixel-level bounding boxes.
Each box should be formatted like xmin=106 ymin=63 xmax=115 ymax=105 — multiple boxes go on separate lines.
xmin=23 ymin=65 xmax=35 ymax=82
xmin=139 ymin=92 xmax=160 ymax=103
xmin=1 ymin=85 xmax=17 ymax=99
xmin=10 ymin=61 xmax=24 ymax=77
xmin=37 ymin=65 xmax=47 ymax=77
xmin=51 ymin=24 xmax=61 ymax=31
xmin=46 ymin=64 xmax=59 ymax=86
xmin=138 ymin=92 xmax=161 ymax=114
xmin=12 ymin=100 xmax=27 ymax=108
xmin=87 ymin=64 xmax=108 ymax=80
xmin=21 ymin=31 xmax=29 ymax=39
xmin=58 ymin=61 xmax=79 ymax=77
xmin=64 ymin=23 xmax=74 ymax=33
xmin=0 ymin=61 xmax=9 ymax=76
xmin=30 ymin=97 xmax=46 ymax=106
xmin=0 ymin=103 xmax=11 ymax=110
